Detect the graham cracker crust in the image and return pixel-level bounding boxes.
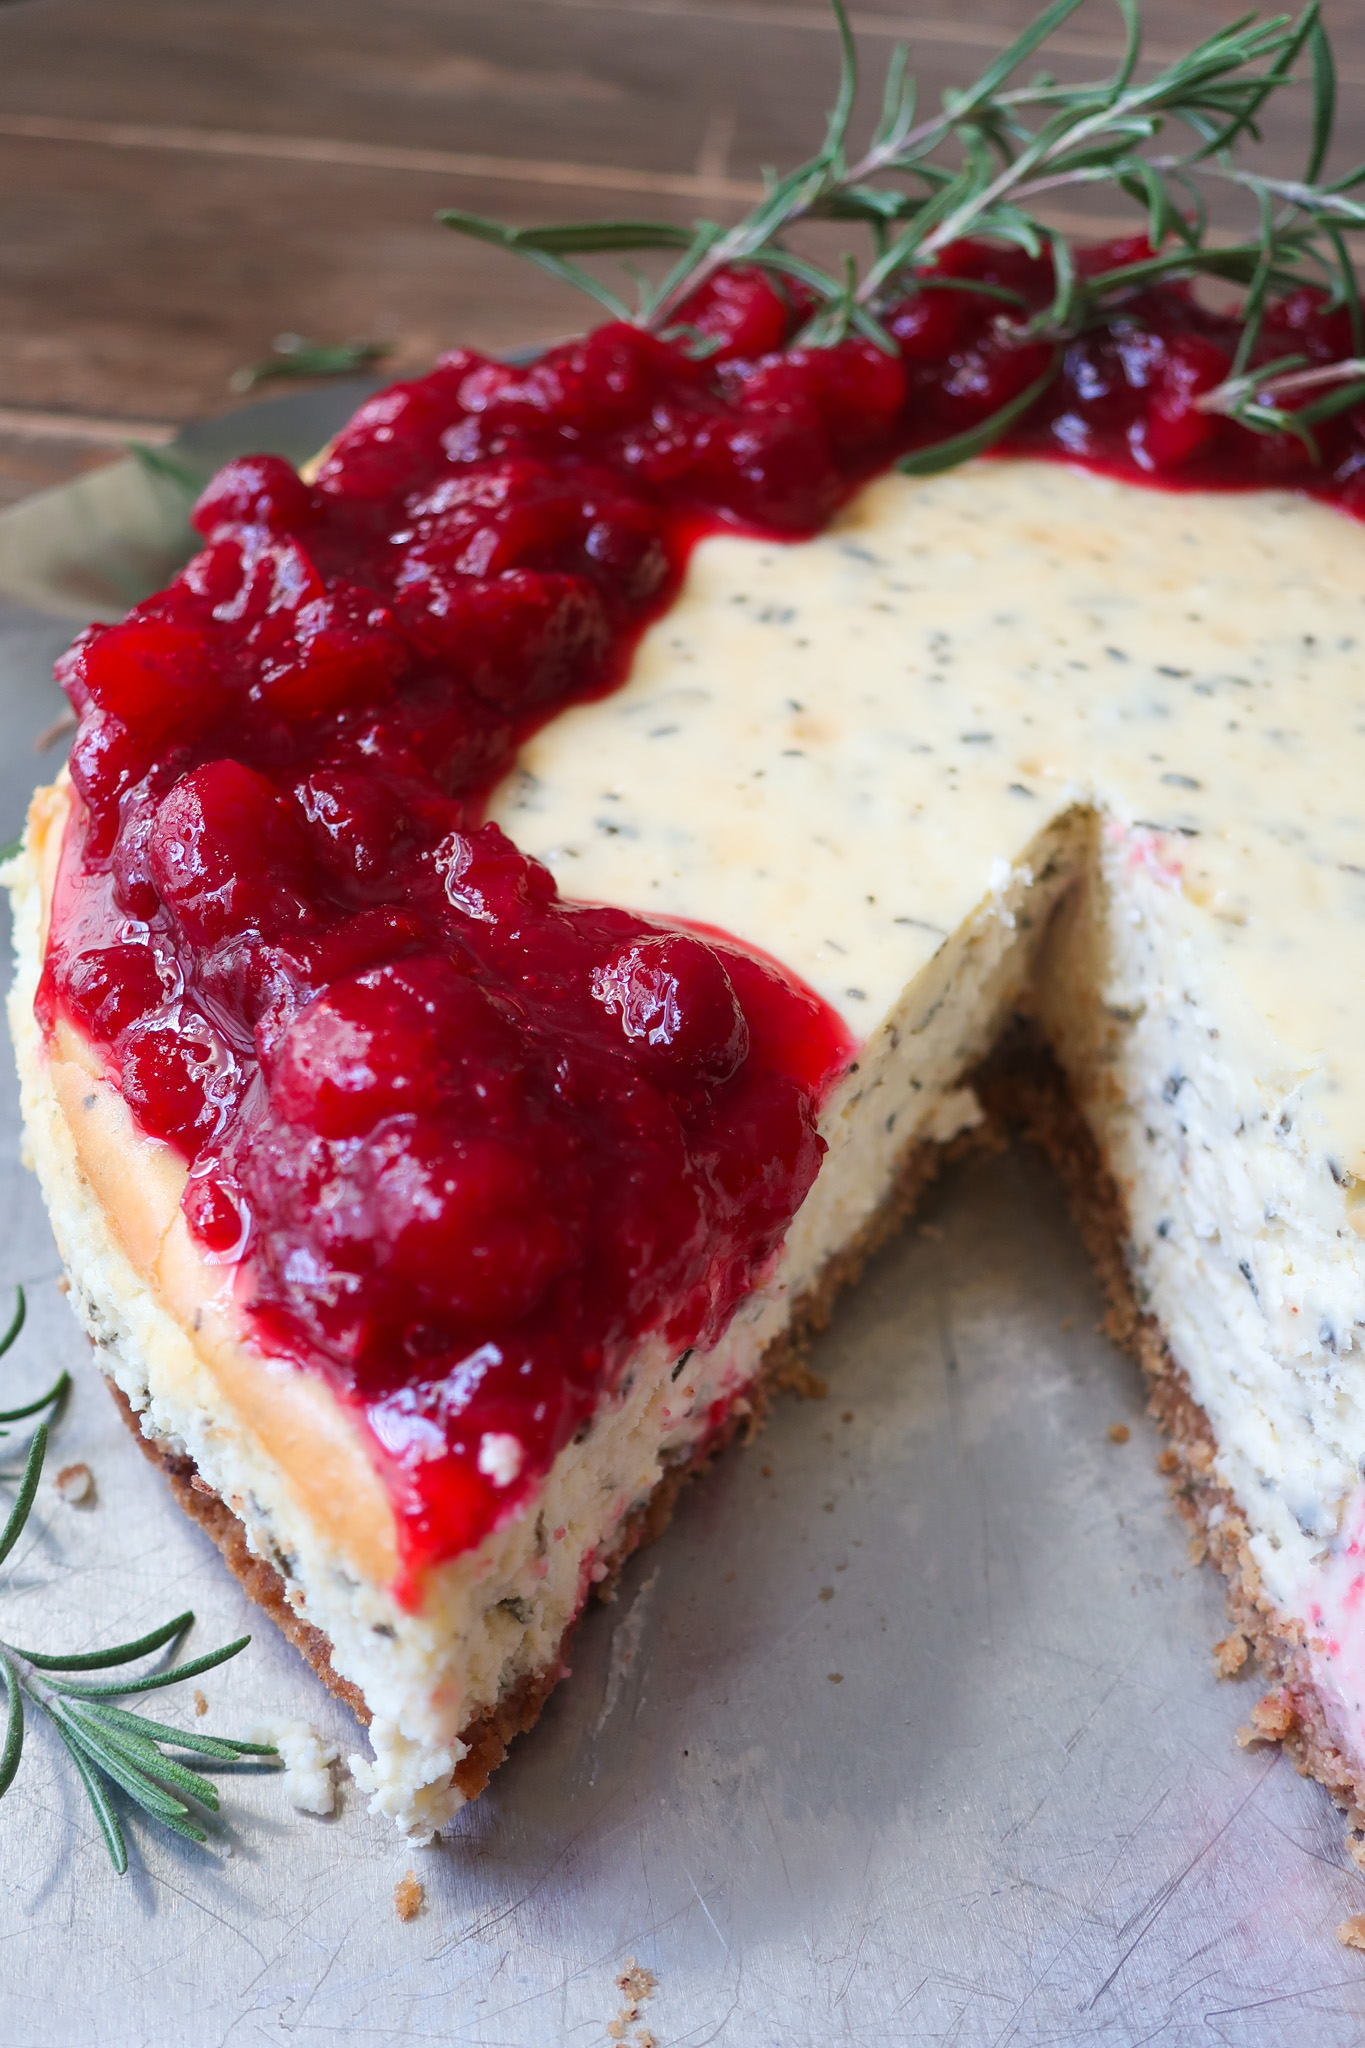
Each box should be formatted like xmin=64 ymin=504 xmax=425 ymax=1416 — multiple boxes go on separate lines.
xmin=104 ymin=1026 xmax=1364 ymax=1828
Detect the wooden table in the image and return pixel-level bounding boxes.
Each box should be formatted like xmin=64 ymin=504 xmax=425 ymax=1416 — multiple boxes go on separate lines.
xmin=0 ymin=0 xmax=1359 ymax=509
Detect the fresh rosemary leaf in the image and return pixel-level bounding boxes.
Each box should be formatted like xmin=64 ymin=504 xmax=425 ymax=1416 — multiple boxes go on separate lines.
xmin=14 ymin=1608 xmax=193 ymax=1672
xmin=136 ymin=1806 xmax=211 ymax=1848
xmin=645 ymin=222 xmax=727 ymax=324
xmin=128 ymin=444 xmax=204 ymax=497
xmin=1287 ymin=374 xmax=1365 ymax=426
xmin=0 ymin=836 xmax=20 ymax=865
xmin=0 ymin=1424 xmax=46 ymax=1570
xmin=54 ymin=1706 xmax=195 ymax=1824
xmin=41 ymin=1701 xmax=128 ymax=1873
xmin=1322 ymin=223 xmax=1363 ymax=353
xmin=440 ymin=212 xmax=693 ymax=257
xmin=955 ymin=0 xmax=1090 ymax=116
xmin=820 ymin=0 xmax=858 ymax=173
xmin=898 ymin=356 xmax=1064 ymax=475
xmin=0 ymin=1287 xmax=25 ymax=1361
xmin=54 ymin=1634 xmax=252 ymax=1699
xmin=0 ymin=1373 xmax=68 ymax=1428
xmin=1305 ymin=12 xmax=1335 ymax=188
xmin=79 ymin=1700 xmax=277 ymax=1760
xmin=911 ymin=275 xmax=1029 ymax=309
xmin=104 ymin=1742 xmax=220 ymax=1815
xmin=65 ymin=1707 xmax=221 ymax=1812
xmin=0 ymin=1650 xmax=22 ymax=1799
xmin=0 ymin=1346 xmax=270 ymax=1874
xmin=873 ymin=38 xmax=914 ymax=157
xmin=0 ymin=1290 xmax=62 ymax=1436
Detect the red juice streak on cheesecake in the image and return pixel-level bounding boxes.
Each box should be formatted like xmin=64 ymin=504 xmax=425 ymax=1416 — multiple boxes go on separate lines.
xmin=39 ymin=242 xmax=1365 ymax=1596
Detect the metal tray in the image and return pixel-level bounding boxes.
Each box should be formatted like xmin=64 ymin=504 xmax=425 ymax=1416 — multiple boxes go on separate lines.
xmin=1 ymin=393 xmax=1363 ymax=2048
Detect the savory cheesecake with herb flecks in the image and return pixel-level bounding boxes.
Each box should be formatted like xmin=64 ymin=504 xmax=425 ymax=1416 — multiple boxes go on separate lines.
xmin=13 ymin=0 xmax=1365 ymax=1843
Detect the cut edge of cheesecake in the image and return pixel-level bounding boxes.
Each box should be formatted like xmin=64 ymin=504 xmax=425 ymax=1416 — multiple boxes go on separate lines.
xmin=974 ymin=1029 xmax=1365 ymax=1842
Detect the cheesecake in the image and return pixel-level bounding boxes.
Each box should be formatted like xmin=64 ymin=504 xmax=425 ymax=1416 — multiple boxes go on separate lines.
xmin=12 ymin=245 xmax=1365 ymax=1840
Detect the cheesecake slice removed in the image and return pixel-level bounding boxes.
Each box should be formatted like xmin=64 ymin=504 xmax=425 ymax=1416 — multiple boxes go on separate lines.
xmin=13 ymin=269 xmax=1365 ymax=1838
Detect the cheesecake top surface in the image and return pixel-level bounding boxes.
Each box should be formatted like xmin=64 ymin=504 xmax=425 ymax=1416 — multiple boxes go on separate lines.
xmin=27 ymin=248 xmax=1365 ymax=1588
xmin=493 ymin=457 xmax=1365 ymax=1150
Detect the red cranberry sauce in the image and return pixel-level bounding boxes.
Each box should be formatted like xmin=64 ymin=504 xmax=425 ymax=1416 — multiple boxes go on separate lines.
xmin=41 ymin=246 xmax=1365 ymax=1596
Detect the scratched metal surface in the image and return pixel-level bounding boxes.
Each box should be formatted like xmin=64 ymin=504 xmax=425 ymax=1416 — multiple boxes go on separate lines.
xmin=3 ymin=416 xmax=1365 ymax=2046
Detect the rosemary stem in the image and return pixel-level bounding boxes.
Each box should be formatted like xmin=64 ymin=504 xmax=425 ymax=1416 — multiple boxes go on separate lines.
xmin=1198 ymin=355 xmax=1365 ymax=412
xmin=1172 ymin=160 xmax=1365 ymax=220
xmin=11 ymin=1656 xmax=61 ymax=1714
xmin=843 ymin=75 xmax=1094 ymax=193
xmin=647 ymin=69 xmax=1114 ymax=331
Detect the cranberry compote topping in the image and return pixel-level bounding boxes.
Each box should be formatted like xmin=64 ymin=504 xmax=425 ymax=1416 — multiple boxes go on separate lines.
xmin=43 ymin=250 xmax=1365 ymax=1597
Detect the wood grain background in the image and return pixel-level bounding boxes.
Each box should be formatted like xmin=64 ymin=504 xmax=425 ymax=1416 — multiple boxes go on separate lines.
xmin=0 ymin=0 xmax=1359 ymax=507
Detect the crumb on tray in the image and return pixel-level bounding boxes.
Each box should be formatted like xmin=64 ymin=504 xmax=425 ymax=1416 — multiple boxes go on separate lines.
xmin=615 ymin=1959 xmax=656 ymax=2004
xmin=1339 ymin=1913 xmax=1365 ymax=1951
xmin=53 ymin=1461 xmax=94 ymax=1506
xmin=1237 ymin=1691 xmax=1298 ymax=1747
xmin=1250 ymin=1691 xmax=1296 ymax=1739
xmin=394 ymin=1870 xmax=424 ymax=1921
xmin=249 ymin=1716 xmax=341 ymax=1814
xmin=607 ymin=1958 xmax=657 ymax=2041
xmin=193 ymin=1688 xmax=208 ymax=1717
xmin=1213 ymin=1633 xmax=1249 ymax=1678
xmin=1107 ymin=1422 xmax=1130 ymax=1444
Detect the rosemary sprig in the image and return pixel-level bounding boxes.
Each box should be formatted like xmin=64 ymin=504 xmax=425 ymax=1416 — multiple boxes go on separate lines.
xmin=440 ymin=0 xmax=1365 ymax=465
xmin=1194 ymin=351 xmax=1365 ymax=457
xmin=0 ymin=1301 xmax=277 ymax=1874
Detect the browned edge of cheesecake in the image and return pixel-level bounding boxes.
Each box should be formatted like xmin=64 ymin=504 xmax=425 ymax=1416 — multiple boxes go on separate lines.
xmin=104 ymin=1021 xmax=1363 ymax=1832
